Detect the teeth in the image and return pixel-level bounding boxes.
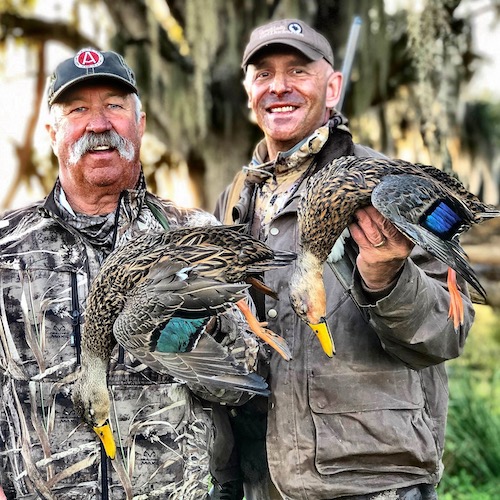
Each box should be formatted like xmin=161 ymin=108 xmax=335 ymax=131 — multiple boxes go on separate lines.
xmin=270 ymin=106 xmax=295 ymax=113
xmin=92 ymin=145 xmax=111 ymax=151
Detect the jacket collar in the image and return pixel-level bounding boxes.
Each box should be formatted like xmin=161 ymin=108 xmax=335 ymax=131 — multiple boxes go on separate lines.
xmin=39 ymin=171 xmax=149 ymax=256
xmin=231 ymin=112 xmax=353 ymax=225
xmin=41 ymin=170 xmax=148 ymax=220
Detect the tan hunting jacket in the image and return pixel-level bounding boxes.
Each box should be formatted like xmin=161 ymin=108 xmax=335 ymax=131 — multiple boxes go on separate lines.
xmin=214 ymin=123 xmax=475 ymax=499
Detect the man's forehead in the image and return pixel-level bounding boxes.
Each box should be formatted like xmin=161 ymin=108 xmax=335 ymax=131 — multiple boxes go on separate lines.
xmin=57 ymin=81 xmax=132 ymax=103
xmin=251 ymin=45 xmax=315 ymax=67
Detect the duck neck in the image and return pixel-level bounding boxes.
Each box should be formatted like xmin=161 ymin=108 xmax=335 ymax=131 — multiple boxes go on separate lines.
xmin=81 ymin=352 xmax=109 ymax=379
xmin=81 ymin=317 xmax=117 ymax=361
xmin=291 ymin=250 xmax=327 ymax=325
xmin=291 ymin=250 xmax=324 ymax=291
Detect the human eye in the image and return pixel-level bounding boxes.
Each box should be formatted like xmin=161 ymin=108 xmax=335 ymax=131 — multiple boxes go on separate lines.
xmin=255 ymin=70 xmax=271 ymax=80
xmin=68 ymin=106 xmax=87 ymax=114
xmin=107 ymin=102 xmax=125 ymax=110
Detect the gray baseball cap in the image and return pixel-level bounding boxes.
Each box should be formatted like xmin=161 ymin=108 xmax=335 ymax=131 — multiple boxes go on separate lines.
xmin=47 ymin=48 xmax=138 ymax=106
xmin=242 ymin=19 xmax=334 ymax=69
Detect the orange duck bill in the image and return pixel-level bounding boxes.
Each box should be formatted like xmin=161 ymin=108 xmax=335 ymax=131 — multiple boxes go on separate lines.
xmin=308 ymin=318 xmax=336 ymax=358
xmin=93 ymin=420 xmax=117 ymax=459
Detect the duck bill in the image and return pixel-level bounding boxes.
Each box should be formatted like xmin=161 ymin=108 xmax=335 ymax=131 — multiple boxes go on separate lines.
xmin=93 ymin=421 xmax=117 ymax=459
xmin=308 ymin=319 xmax=335 ymax=357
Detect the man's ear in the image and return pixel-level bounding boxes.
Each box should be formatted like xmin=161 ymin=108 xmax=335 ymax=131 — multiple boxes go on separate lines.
xmin=45 ymin=122 xmax=58 ymax=154
xmin=243 ymin=67 xmax=254 ymax=108
xmin=325 ymin=71 xmax=343 ymax=109
xmin=138 ymin=112 xmax=146 ymax=138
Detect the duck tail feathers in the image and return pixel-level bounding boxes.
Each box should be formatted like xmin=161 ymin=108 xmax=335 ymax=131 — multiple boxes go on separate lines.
xmin=477 ymin=210 xmax=500 ymax=219
xmin=246 ymin=250 xmax=296 ymax=274
xmin=198 ymin=372 xmax=270 ymax=397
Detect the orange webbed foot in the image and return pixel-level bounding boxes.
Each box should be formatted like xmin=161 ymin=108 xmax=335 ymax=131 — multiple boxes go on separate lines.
xmin=236 ymin=299 xmax=292 ymax=360
xmin=447 ymin=268 xmax=464 ymax=332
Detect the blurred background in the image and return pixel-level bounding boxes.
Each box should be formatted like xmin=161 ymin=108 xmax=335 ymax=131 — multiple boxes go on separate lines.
xmin=1 ymin=1 xmax=499 ymax=497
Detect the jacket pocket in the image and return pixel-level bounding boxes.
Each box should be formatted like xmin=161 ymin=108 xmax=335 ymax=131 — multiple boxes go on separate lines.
xmin=309 ymin=369 xmax=440 ymax=476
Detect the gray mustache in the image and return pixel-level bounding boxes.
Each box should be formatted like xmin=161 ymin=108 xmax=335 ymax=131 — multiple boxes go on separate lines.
xmin=69 ymin=131 xmax=135 ymax=164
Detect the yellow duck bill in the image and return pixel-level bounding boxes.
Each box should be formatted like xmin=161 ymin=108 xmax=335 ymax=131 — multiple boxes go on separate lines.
xmin=93 ymin=421 xmax=117 ymax=459
xmin=309 ymin=319 xmax=336 ymax=357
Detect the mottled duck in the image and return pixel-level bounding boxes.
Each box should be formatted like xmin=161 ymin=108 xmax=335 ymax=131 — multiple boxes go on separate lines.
xmin=290 ymin=156 xmax=499 ymax=357
xmin=72 ymin=225 xmax=295 ymax=458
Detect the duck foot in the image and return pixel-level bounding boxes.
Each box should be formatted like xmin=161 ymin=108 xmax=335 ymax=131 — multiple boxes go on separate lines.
xmin=236 ymin=299 xmax=292 ymax=360
xmin=447 ymin=268 xmax=464 ymax=331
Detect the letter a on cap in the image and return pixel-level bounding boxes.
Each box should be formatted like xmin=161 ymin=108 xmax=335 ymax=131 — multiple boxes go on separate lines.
xmin=74 ymin=49 xmax=104 ymax=69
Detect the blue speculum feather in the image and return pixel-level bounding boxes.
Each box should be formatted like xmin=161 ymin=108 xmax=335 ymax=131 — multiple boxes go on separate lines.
xmin=155 ymin=317 xmax=207 ymax=353
xmin=421 ymin=201 xmax=462 ymax=240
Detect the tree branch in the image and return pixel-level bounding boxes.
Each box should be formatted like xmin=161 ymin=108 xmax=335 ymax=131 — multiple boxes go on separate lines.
xmin=0 ymin=12 xmax=97 ymax=49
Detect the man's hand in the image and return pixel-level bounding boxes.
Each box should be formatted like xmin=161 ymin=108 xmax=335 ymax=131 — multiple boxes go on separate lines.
xmin=0 ymin=485 xmax=7 ymax=500
xmin=349 ymin=206 xmax=414 ymax=290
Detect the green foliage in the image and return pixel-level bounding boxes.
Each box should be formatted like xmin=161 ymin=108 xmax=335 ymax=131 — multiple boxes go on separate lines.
xmin=476 ymin=100 xmax=500 ymax=149
xmin=438 ymin=305 xmax=500 ymax=498
xmin=439 ymin=469 xmax=500 ymax=499
xmin=450 ymin=305 xmax=500 ymax=396
xmin=440 ymin=371 xmax=500 ymax=490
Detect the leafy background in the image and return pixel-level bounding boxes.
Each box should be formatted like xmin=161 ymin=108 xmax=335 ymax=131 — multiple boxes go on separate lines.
xmin=1 ymin=1 xmax=499 ymax=497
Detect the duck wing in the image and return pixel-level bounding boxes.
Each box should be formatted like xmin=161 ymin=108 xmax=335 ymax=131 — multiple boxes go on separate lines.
xmin=119 ymin=321 xmax=269 ymax=397
xmin=166 ymin=225 xmax=296 ymax=272
xmin=112 ymin=255 xmax=269 ymax=396
xmin=371 ymin=174 xmax=485 ymax=297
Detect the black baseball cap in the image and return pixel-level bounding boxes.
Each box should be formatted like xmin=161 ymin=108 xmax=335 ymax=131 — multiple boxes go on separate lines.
xmin=242 ymin=19 xmax=334 ymax=69
xmin=47 ymin=48 xmax=138 ymax=106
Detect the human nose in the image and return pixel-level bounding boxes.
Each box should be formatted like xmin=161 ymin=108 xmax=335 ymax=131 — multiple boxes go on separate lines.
xmin=86 ymin=108 xmax=112 ymax=133
xmin=269 ymin=73 xmax=291 ymax=96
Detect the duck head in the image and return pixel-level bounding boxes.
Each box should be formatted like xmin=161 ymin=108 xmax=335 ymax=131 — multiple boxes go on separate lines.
xmin=72 ymin=361 xmax=117 ymax=459
xmin=289 ymin=252 xmax=335 ymax=357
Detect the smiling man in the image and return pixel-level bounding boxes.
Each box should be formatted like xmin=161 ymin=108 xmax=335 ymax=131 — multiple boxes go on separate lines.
xmin=46 ymin=50 xmax=145 ymax=214
xmin=213 ymin=18 xmax=474 ymax=500
xmin=243 ymin=46 xmax=340 ymax=160
xmin=0 ymin=49 xmax=255 ymax=500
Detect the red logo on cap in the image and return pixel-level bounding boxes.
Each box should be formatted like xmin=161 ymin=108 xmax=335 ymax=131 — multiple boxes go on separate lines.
xmin=74 ymin=49 xmax=104 ymax=69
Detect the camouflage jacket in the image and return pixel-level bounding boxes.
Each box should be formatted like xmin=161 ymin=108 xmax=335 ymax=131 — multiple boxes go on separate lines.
xmin=0 ymin=176 xmax=218 ymax=500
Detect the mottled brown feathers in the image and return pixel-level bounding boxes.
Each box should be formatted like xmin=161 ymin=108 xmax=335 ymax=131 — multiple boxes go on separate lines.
xmin=297 ymin=155 xmax=491 ymax=262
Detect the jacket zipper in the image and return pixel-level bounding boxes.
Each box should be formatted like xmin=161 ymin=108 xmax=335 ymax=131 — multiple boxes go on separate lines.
xmin=71 ymin=271 xmax=109 ymax=499
xmin=70 ymin=272 xmax=82 ymax=365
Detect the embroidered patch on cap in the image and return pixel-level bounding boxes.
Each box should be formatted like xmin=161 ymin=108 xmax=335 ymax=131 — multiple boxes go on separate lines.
xmin=288 ymin=22 xmax=303 ymax=34
xmin=74 ymin=49 xmax=104 ymax=69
